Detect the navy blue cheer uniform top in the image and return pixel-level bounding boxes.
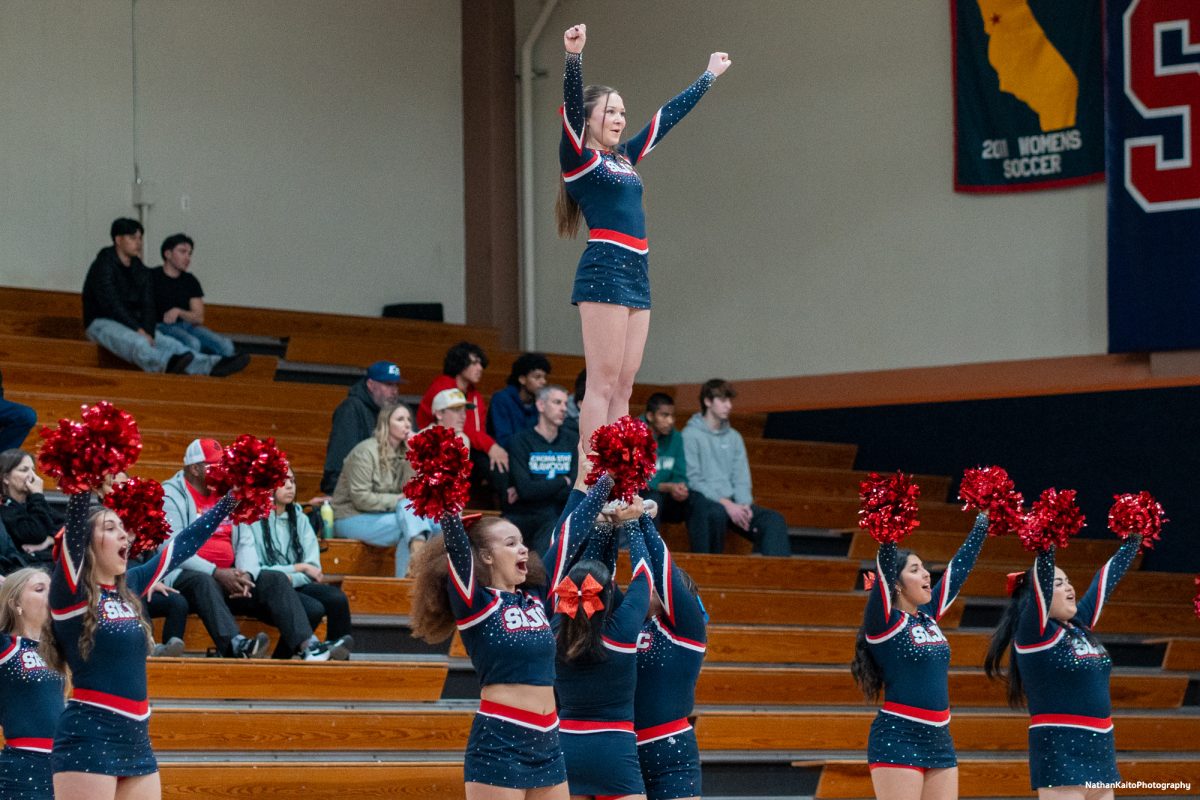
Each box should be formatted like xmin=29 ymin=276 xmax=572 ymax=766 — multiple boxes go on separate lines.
xmin=634 ymin=514 xmax=707 ymax=740
xmin=862 ymin=513 xmax=987 ymax=769
xmin=560 ymin=51 xmax=714 ymax=309
xmin=1014 ymin=536 xmax=1140 ymax=789
xmin=552 ymin=516 xmax=652 ymax=731
xmin=51 ymin=491 xmax=235 ymax=721
xmin=0 ymin=634 xmax=64 ymax=754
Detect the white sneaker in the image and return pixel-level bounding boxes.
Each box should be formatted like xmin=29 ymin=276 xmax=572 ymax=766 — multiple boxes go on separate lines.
xmin=301 ymin=640 xmax=332 ymax=662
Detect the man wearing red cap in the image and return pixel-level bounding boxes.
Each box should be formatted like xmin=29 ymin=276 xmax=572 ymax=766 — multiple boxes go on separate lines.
xmin=159 ymin=439 xmax=331 ymax=660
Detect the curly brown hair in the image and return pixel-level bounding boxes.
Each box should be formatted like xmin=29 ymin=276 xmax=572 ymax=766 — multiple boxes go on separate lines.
xmin=408 ymin=516 xmax=548 ymax=644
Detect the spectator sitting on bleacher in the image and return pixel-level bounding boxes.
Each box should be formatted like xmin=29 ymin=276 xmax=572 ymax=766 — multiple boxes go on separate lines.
xmin=0 ymin=449 xmax=59 ymax=567
xmin=417 ymin=341 xmax=509 ymax=480
xmin=498 ymin=385 xmax=577 ymax=554
xmin=487 ymin=352 xmax=551 ymax=450
xmin=321 ymin=360 xmax=404 ymax=494
xmin=0 ymin=368 xmax=36 ymax=452
xmin=236 ymin=465 xmax=352 ymax=660
xmin=682 ymin=379 xmax=790 ymax=557
xmin=562 ymin=368 xmax=585 ymax=441
xmin=150 ymin=233 xmax=245 ymax=366
xmin=161 ymin=438 xmax=331 ymax=660
xmin=82 ymin=217 xmax=248 ymax=377
xmin=332 ymin=403 xmax=438 ymax=578
xmin=0 ymin=515 xmax=26 ymax=577
xmin=640 ymin=392 xmax=707 ymax=533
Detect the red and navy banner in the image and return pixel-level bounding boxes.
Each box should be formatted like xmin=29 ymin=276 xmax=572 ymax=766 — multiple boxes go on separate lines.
xmin=951 ymin=0 xmax=1105 ymax=192
xmin=1106 ymin=0 xmax=1200 ymax=353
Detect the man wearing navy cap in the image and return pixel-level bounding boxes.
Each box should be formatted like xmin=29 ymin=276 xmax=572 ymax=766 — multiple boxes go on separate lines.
xmin=320 ymin=360 xmax=405 ymax=494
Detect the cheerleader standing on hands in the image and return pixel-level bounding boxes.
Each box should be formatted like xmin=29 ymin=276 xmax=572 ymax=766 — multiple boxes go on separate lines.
xmin=984 ymin=491 xmax=1165 ymax=800
xmin=850 ymin=472 xmax=993 ymax=800
xmin=0 ymin=567 xmax=64 ymax=800
xmin=407 ymin=422 xmax=617 ymax=800
xmin=556 ymin=23 xmax=730 ymax=483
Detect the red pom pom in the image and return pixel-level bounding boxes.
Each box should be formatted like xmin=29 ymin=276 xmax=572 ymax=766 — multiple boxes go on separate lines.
xmin=1019 ymin=488 xmax=1086 ymax=553
xmin=37 ymin=402 xmax=142 ymax=493
xmin=858 ymin=472 xmax=921 ymax=545
xmin=585 ymin=416 xmax=657 ymax=503
xmin=103 ymin=477 xmax=172 ymax=559
xmin=958 ymin=466 xmax=1025 ymax=537
xmin=204 ymin=435 xmax=290 ymax=524
xmin=403 ymin=426 xmax=472 ymax=518
xmin=1107 ymin=492 xmax=1167 ymax=551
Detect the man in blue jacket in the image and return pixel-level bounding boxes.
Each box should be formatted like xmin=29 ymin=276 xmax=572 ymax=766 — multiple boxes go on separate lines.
xmin=487 ymin=352 xmax=551 ymax=450
xmin=681 ymin=379 xmax=789 ymax=556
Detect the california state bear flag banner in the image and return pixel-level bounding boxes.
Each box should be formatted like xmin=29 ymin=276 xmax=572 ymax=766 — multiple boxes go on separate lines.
xmin=951 ymin=0 xmax=1105 ymax=192
xmin=1107 ymin=0 xmax=1200 ymax=353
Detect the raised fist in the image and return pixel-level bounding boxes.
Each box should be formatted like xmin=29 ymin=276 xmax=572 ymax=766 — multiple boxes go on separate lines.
xmin=707 ymin=51 xmax=732 ymax=77
xmin=564 ymin=24 xmax=586 ymax=54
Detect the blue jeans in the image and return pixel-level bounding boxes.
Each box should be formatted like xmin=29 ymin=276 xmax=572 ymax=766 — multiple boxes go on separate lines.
xmin=86 ymin=319 xmax=219 ymax=374
xmin=334 ymin=499 xmax=441 ymax=577
xmin=157 ymin=321 xmax=235 ymax=357
xmin=0 ymin=397 xmax=37 ymax=450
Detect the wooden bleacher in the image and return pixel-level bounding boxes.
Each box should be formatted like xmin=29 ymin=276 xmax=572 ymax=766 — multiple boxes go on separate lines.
xmin=2 ymin=284 xmax=1198 ymax=798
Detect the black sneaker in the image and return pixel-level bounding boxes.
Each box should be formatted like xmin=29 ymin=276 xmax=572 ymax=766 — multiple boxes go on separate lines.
xmin=210 ymin=352 xmax=251 ymax=378
xmin=326 ymin=635 xmax=354 ymax=661
xmin=231 ymin=632 xmax=270 ymax=659
xmin=165 ymin=352 xmax=194 ymax=374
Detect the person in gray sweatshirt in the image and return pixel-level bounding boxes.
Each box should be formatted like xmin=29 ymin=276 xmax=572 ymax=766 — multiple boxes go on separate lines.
xmin=680 ymin=379 xmax=789 ymax=556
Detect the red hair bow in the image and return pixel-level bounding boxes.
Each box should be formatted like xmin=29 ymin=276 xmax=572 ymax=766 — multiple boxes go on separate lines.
xmin=553 ymin=574 xmax=605 ymax=619
xmin=1005 ymin=571 xmax=1026 ymax=597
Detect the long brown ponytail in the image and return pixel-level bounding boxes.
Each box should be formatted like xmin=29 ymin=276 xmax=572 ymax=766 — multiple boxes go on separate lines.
xmin=555 ymin=84 xmax=620 ymax=239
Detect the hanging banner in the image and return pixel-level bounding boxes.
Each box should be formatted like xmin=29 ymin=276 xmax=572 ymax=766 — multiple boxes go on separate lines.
xmin=951 ymin=0 xmax=1105 ymax=192
xmin=1106 ymin=0 xmax=1200 ymax=353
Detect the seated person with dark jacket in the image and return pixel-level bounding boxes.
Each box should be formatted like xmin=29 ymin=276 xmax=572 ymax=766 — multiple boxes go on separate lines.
xmin=0 ymin=449 xmax=59 ymax=567
xmin=487 ymin=352 xmax=551 ymax=450
xmin=497 ymin=385 xmax=577 ymax=554
xmin=82 ymin=218 xmax=246 ymax=377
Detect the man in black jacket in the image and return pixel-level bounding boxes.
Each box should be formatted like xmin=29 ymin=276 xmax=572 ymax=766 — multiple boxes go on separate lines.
xmin=320 ymin=361 xmax=404 ymax=494
xmin=82 ymin=218 xmax=246 ymax=376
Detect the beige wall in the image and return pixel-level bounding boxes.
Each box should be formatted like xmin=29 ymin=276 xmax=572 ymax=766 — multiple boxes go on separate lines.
xmin=0 ymin=0 xmax=465 ymax=321
xmin=520 ymin=0 xmax=1108 ymax=383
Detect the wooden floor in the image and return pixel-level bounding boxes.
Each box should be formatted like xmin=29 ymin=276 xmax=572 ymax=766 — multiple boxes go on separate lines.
xmin=3 ymin=285 xmax=1198 ymax=799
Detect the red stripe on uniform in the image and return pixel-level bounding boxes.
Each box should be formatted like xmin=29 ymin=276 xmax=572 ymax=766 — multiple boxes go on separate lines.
xmin=0 ymin=638 xmax=19 ymax=665
xmin=563 ymin=152 xmax=600 ymax=180
xmin=1029 ymin=713 xmax=1113 ymax=732
xmin=870 ymin=763 xmax=927 ymax=773
xmin=635 ymin=717 xmax=692 ymax=744
xmin=881 ymin=701 xmax=951 ymax=725
xmin=478 ymin=700 xmax=559 ymax=731
xmin=71 ymin=688 xmax=151 ymax=720
xmin=560 ymin=718 xmax=635 ymax=734
xmin=6 ymin=737 xmax=54 ymax=753
xmin=588 ymin=229 xmax=649 ymax=253
xmin=455 ymin=593 xmax=501 ymax=630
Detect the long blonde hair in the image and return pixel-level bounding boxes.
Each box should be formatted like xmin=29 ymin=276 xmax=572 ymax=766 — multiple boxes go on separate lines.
xmin=373 ymin=402 xmax=412 ymax=490
xmin=40 ymin=507 xmax=151 ymax=672
xmin=555 ymin=84 xmax=622 ymax=239
xmin=0 ymin=567 xmax=47 ymax=636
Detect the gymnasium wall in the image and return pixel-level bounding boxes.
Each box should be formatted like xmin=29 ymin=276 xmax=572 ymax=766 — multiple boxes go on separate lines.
xmin=0 ymin=0 xmax=466 ymax=322
xmin=520 ymin=0 xmax=1109 ymax=383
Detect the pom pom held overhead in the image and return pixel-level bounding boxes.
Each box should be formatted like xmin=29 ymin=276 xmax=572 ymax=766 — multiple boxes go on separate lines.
xmin=103 ymin=477 xmax=172 ymax=559
xmin=858 ymin=471 xmax=921 ymax=544
xmin=204 ymin=435 xmax=290 ymax=524
xmin=1019 ymin=488 xmax=1085 ymax=553
xmin=1107 ymin=491 xmax=1167 ymax=551
xmin=404 ymin=426 xmax=472 ymax=519
xmin=958 ymin=466 xmax=1024 ymax=537
xmin=37 ymin=402 xmax=142 ymax=493
xmin=585 ymin=416 xmax=657 ymax=503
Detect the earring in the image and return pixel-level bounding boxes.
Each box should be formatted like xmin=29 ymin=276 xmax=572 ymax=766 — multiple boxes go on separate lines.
xmin=16 ymin=608 xmax=22 ymax=616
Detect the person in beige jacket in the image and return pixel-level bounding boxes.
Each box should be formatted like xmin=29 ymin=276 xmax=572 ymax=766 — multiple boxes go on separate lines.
xmin=331 ymin=402 xmax=439 ymax=576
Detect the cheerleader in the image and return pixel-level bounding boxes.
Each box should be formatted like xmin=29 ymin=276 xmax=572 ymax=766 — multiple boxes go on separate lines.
xmin=551 ymin=501 xmax=652 ymax=800
xmin=556 ymin=23 xmax=731 ymax=479
xmin=45 ymin=487 xmax=237 ymax=799
xmin=849 ymin=513 xmax=989 ymax=800
xmin=984 ymin=535 xmax=1142 ymax=799
xmin=633 ymin=514 xmax=707 ymax=800
xmin=0 ymin=567 xmax=64 ymax=800
xmin=408 ymin=468 xmax=615 ymax=799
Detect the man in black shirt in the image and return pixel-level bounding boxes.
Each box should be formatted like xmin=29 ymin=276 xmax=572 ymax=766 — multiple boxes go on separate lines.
xmin=150 ymin=233 xmax=241 ymax=361
xmin=82 ymin=219 xmax=247 ymax=376
xmin=500 ymin=384 xmax=578 ymax=553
